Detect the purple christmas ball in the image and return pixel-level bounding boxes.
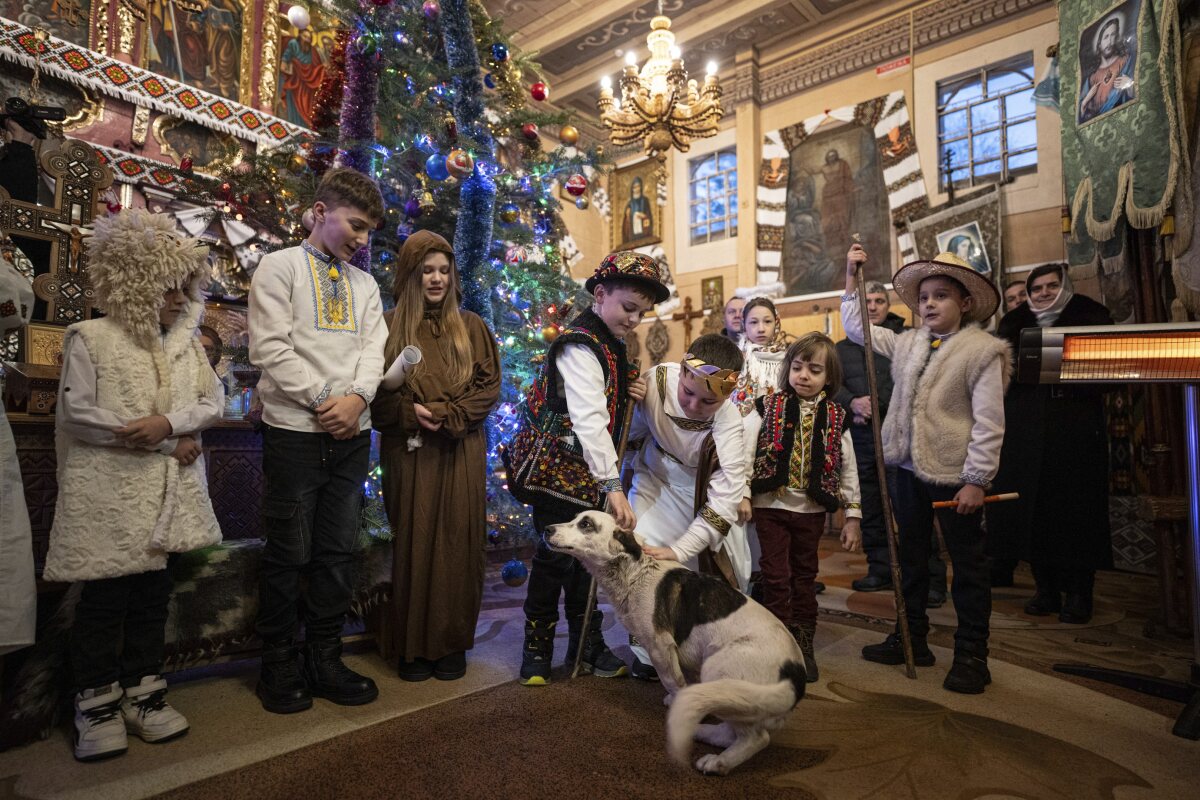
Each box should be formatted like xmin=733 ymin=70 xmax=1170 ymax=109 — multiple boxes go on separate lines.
xmin=404 ymin=196 xmax=422 ymax=218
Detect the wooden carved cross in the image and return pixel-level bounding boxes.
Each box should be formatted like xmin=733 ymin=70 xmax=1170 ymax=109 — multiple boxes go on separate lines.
xmin=670 ymin=295 xmax=706 ymax=345
xmin=0 ymin=140 xmax=112 ymax=325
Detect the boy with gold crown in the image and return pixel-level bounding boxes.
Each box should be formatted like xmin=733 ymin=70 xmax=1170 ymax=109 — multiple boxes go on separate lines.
xmin=841 ymin=243 xmax=1010 ymax=695
xmin=624 ymin=333 xmax=752 ymax=680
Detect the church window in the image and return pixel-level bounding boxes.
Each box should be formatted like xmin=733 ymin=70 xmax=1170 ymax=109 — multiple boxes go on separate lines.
xmin=689 ymin=148 xmax=738 ymax=246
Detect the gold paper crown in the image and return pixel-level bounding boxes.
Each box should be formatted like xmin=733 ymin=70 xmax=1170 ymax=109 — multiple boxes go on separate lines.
xmin=682 ymin=354 xmax=739 ymax=398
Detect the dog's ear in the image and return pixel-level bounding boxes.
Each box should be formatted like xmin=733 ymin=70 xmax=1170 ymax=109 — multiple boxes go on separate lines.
xmin=612 ymin=528 xmax=643 ymax=560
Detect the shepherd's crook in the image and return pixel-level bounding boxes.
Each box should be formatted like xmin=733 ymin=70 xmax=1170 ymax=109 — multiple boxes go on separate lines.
xmin=852 ymin=239 xmax=917 ymax=679
xmin=572 ymin=360 xmax=640 ymax=679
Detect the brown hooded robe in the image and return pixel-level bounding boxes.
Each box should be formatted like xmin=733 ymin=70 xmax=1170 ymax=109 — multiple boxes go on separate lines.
xmin=370 ymin=231 xmax=502 ymax=663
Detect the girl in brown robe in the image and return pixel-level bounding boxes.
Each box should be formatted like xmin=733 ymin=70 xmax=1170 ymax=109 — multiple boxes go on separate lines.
xmin=371 ymin=231 xmax=502 ymax=681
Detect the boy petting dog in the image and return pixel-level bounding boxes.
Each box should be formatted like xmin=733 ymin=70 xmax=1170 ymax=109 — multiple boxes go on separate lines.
xmin=504 ymin=251 xmax=670 ymax=685
xmin=621 ymin=333 xmax=753 ymax=679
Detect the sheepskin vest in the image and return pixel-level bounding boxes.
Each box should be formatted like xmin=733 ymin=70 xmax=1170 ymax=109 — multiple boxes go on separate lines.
xmin=44 ymin=309 xmax=222 ymax=582
xmin=882 ymin=325 xmax=1012 ymax=487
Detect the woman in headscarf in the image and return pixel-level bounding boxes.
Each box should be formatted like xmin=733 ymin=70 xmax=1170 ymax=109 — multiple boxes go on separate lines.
xmin=371 ymin=231 xmax=502 ymax=681
xmin=991 ymin=263 xmax=1113 ymax=623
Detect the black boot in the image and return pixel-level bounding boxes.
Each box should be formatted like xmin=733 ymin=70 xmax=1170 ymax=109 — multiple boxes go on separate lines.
xmin=1059 ymin=594 xmax=1093 ymax=624
xmin=257 ymin=641 xmax=312 ymax=714
xmin=302 ymin=638 xmax=378 ymax=706
xmin=1024 ymin=590 xmax=1061 ymax=616
xmin=789 ymin=622 xmax=819 ymax=683
xmin=861 ymin=632 xmax=936 ymax=666
xmin=943 ymin=647 xmax=991 ymax=694
xmin=567 ymin=610 xmax=628 ymax=678
xmin=520 ymin=619 xmax=555 ymax=686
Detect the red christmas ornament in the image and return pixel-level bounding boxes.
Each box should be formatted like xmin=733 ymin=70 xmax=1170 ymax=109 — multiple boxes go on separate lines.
xmin=444 ymin=114 xmax=458 ymax=142
xmin=521 ymin=122 xmax=539 ymax=141
xmin=564 ymin=173 xmax=588 ymax=197
xmin=446 ymin=148 xmax=474 ymax=178
xmin=180 ymin=156 xmax=193 ymax=174
xmin=530 ymin=81 xmax=549 ymax=102
xmin=105 ymin=200 xmax=123 ymax=215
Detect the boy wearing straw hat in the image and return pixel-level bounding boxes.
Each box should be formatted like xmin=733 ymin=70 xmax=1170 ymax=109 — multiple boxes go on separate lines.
xmin=840 ymin=244 xmax=1011 ymax=694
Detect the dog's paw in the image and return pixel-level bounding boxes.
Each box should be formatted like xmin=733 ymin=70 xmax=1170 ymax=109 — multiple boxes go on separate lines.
xmin=694 ymin=754 xmax=729 ymax=776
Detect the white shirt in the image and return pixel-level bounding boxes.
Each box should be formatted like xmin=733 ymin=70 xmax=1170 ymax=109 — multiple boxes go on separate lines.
xmin=841 ymin=296 xmax=1005 ymax=483
xmin=624 ymin=363 xmax=747 ymax=561
xmin=743 ymin=400 xmax=862 ymax=517
xmin=58 ymin=332 xmax=223 ymax=454
xmin=249 ymin=242 xmax=387 ymax=433
xmin=557 ymin=343 xmax=622 ymax=490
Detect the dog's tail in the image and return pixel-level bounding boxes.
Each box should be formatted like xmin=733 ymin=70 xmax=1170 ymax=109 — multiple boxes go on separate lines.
xmin=665 ymin=661 xmax=806 ymax=766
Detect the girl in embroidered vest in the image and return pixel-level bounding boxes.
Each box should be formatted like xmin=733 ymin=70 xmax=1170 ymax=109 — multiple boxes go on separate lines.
xmin=371 ymin=231 xmax=502 ymax=683
xmin=841 ymin=244 xmax=1010 ymax=696
xmin=743 ymin=333 xmax=862 ymax=682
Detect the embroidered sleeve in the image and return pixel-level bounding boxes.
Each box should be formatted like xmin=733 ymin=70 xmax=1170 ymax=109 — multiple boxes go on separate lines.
xmin=309 ymin=383 xmax=333 ymax=410
xmin=699 ymin=505 xmax=732 ymax=536
xmin=959 ymin=471 xmax=992 ymax=489
xmin=599 ymin=477 xmax=624 ymax=493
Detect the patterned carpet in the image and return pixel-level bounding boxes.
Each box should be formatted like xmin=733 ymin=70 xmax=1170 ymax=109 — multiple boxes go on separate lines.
xmin=0 ymin=539 xmax=1196 ymax=800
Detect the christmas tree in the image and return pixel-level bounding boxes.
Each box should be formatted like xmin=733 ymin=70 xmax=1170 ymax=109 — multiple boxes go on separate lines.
xmin=178 ymin=0 xmax=602 ymax=549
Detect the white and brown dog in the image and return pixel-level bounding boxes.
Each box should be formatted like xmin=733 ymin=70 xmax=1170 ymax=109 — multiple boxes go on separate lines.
xmin=545 ymin=510 xmax=807 ymax=776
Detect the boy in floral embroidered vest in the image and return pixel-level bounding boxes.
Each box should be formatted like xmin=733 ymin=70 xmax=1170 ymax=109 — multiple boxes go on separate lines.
xmin=623 ymin=334 xmax=751 ymax=681
xmin=249 ymin=168 xmax=387 ymax=714
xmin=504 ymin=251 xmax=669 ymax=686
xmin=840 ymin=244 xmax=1010 ymax=695
xmin=743 ymin=333 xmax=863 ymax=682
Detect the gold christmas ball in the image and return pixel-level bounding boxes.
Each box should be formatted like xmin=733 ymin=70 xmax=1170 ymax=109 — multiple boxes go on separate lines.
xmin=541 ymin=324 xmax=560 ymax=343
xmin=559 ymin=125 xmax=580 ymax=146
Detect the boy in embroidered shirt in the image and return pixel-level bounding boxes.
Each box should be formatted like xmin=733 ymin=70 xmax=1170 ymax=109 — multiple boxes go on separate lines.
xmin=623 ymin=334 xmax=751 ymax=680
xmin=840 ymin=244 xmax=1010 ymax=695
xmin=504 ymin=251 xmax=669 ymax=686
xmin=45 ymin=209 xmax=223 ymax=761
xmin=249 ymin=168 xmax=387 ymax=714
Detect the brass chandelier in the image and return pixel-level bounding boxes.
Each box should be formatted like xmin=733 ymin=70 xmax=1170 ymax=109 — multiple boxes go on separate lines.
xmin=596 ymin=2 xmax=724 ymax=162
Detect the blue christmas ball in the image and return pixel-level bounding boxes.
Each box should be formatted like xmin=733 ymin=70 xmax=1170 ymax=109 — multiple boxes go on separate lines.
xmin=484 ymin=72 xmax=496 ymax=89
xmin=491 ymin=43 xmax=509 ymax=63
xmin=425 ymin=153 xmax=450 ymax=181
xmin=501 ymin=559 xmax=528 ymax=587
xmin=487 ymin=529 xmax=502 ymax=545
xmin=533 ymin=215 xmax=553 ymax=236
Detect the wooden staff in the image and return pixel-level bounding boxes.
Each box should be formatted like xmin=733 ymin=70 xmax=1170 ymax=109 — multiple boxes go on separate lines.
xmin=572 ymin=359 xmax=641 ymax=679
xmin=932 ymin=492 xmax=1019 ymax=509
xmin=852 ymin=240 xmax=917 ymax=679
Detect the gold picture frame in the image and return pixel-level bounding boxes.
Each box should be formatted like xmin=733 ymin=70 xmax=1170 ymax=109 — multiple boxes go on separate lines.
xmin=701 ymin=276 xmax=724 ymax=312
xmin=23 ymin=322 xmax=67 ymax=367
xmin=152 ymin=115 xmax=244 ymax=174
xmin=610 ymin=159 xmax=663 ymax=251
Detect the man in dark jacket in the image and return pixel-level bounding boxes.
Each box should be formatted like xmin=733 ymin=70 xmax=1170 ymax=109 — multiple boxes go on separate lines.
xmin=835 ymin=283 xmax=947 ymax=600
xmin=721 ymin=296 xmax=746 ymax=342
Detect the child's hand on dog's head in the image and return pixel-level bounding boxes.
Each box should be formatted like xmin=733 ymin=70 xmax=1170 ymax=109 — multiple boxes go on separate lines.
xmin=605 ymin=490 xmax=637 ymax=530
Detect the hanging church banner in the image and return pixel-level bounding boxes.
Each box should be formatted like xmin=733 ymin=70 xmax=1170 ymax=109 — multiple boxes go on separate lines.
xmin=1060 ymin=0 xmax=1183 ymax=257
xmin=755 ymin=91 xmax=928 ymax=298
xmin=0 ymin=18 xmax=311 ymax=145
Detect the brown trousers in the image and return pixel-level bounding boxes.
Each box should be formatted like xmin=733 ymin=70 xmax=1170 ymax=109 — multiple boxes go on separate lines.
xmin=753 ymin=507 xmax=825 ymax=626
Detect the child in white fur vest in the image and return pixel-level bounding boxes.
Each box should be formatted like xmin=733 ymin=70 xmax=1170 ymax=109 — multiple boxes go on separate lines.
xmin=840 ymin=243 xmax=1010 ymax=696
xmin=46 ymin=209 xmax=223 ymax=762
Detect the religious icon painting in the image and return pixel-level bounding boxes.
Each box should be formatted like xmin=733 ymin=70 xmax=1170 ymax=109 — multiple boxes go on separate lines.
xmin=701 ymin=276 xmax=724 ymax=312
xmin=936 ymin=220 xmax=992 ymax=275
xmin=152 ymin=115 xmax=243 ymax=174
xmin=2 ymin=0 xmax=95 ymax=48
xmin=146 ymin=0 xmax=252 ymax=105
xmin=275 ymin=2 xmax=339 ymax=129
xmin=1076 ymin=0 xmax=1140 ymax=127
xmin=611 ymin=159 xmax=662 ymax=251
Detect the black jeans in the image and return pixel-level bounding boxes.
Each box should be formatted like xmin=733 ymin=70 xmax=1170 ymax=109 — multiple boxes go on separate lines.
xmin=256 ymin=425 xmax=370 ymax=644
xmin=71 ymin=569 xmax=173 ymax=691
xmin=892 ymin=469 xmax=991 ymax=652
xmin=522 ymin=505 xmax=593 ymax=625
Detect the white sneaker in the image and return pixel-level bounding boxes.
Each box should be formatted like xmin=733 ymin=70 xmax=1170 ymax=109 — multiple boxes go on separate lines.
xmin=74 ymin=682 xmax=128 ymax=762
xmin=121 ymin=675 xmax=189 ymax=743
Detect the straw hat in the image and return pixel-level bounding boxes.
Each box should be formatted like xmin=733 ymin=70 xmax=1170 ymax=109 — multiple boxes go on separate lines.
xmin=584 ymin=250 xmax=671 ymax=303
xmin=891 ymin=252 xmax=1000 ymax=322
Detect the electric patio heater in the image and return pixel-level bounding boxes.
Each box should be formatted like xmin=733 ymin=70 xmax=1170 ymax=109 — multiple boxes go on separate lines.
xmin=1018 ymin=321 xmax=1200 ymax=739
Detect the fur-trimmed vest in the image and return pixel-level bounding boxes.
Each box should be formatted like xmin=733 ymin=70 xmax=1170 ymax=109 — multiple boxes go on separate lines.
xmin=503 ymin=309 xmax=635 ymax=511
xmin=750 ymin=393 xmax=846 ymax=513
xmin=882 ymin=325 xmax=1012 ymax=487
xmin=44 ymin=306 xmax=222 ymax=582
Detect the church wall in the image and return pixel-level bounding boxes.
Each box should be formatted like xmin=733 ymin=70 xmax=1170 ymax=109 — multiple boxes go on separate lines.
xmin=567 ymin=3 xmax=1074 ymax=365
